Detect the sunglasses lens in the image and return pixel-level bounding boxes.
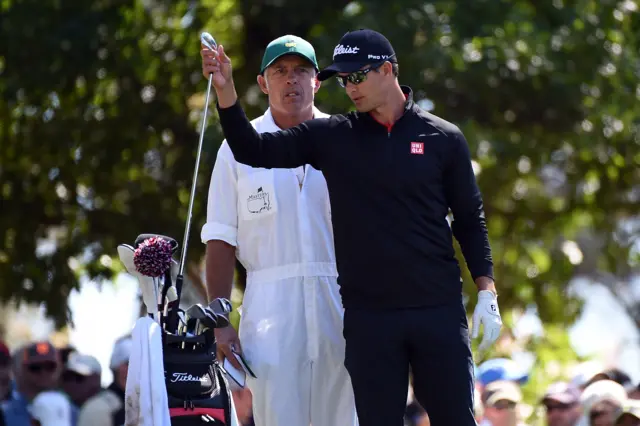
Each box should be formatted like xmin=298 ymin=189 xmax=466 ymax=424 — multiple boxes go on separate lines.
xmin=546 ymin=404 xmax=571 ymax=412
xmin=494 ymin=401 xmax=516 ymax=410
xmin=63 ymin=371 xmax=85 ymax=382
xmin=28 ymin=362 xmax=56 ymax=373
xmin=337 ymin=71 xmax=367 ymax=87
xmin=350 ymin=72 xmax=365 ymax=85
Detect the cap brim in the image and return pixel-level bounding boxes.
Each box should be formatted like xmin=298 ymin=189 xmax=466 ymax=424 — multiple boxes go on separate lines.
xmin=66 ymin=365 xmax=93 ymax=376
xmin=24 ymin=356 xmax=56 ymax=365
xmin=542 ymin=394 xmax=577 ymax=405
xmin=487 ymin=393 xmax=520 ymax=406
xmin=317 ymin=61 xmax=370 ymax=81
xmin=261 ymin=52 xmax=318 ymax=74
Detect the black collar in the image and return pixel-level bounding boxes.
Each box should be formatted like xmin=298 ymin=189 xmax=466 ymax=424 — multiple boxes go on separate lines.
xmin=400 ymin=85 xmax=415 ymax=112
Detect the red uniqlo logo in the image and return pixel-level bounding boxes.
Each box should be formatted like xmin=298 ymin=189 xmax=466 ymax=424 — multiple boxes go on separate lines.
xmin=410 ymin=142 xmax=424 ymax=154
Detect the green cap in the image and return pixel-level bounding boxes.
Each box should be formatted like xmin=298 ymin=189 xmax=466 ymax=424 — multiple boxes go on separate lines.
xmin=260 ymin=35 xmax=319 ymax=74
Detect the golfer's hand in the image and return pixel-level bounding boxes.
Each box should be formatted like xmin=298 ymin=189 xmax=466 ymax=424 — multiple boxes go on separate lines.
xmin=471 ymin=290 xmax=502 ymax=352
xmin=200 ymin=44 xmax=233 ymax=90
xmin=215 ymin=326 xmax=243 ymax=370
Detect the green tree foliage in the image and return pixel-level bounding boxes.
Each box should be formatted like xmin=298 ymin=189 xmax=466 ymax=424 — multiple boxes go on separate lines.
xmin=1 ymin=0 xmax=638 ymax=339
xmin=0 ymin=0 xmax=240 ymax=325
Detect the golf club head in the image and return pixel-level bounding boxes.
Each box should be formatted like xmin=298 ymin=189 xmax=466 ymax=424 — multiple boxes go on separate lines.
xmin=209 ymin=297 xmax=233 ymax=316
xmin=205 ymin=306 xmax=230 ymax=329
xmin=186 ymin=303 xmax=207 ymax=320
xmin=201 ymin=32 xmax=217 ymax=51
xmin=199 ymin=310 xmax=221 ymax=330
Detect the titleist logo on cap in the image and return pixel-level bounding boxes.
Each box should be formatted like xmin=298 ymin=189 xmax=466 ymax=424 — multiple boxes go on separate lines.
xmin=333 ymin=44 xmax=360 ymax=58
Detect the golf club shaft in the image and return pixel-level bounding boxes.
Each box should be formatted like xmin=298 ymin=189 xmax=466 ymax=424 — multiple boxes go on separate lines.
xmin=177 ymin=74 xmax=213 ymax=281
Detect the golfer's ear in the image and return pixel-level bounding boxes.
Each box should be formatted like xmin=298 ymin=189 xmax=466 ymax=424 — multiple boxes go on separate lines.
xmin=383 ymin=61 xmax=393 ymax=76
xmin=257 ymin=74 xmax=269 ymax=95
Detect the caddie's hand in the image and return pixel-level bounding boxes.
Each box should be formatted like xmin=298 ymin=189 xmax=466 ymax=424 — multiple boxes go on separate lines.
xmin=471 ymin=290 xmax=502 ymax=352
xmin=214 ymin=326 xmax=243 ymax=370
xmin=200 ymin=44 xmax=233 ymax=90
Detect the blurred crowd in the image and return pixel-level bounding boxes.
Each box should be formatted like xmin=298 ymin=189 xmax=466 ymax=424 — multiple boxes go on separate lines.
xmin=2 ymin=336 xmax=638 ymax=426
xmin=404 ymin=358 xmax=640 ymax=426
xmin=0 ymin=337 xmax=131 ymax=426
xmin=0 ymin=337 xmax=255 ymax=426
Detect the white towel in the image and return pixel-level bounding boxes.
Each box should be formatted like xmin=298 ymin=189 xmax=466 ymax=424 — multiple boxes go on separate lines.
xmin=125 ymin=316 xmax=171 ymax=426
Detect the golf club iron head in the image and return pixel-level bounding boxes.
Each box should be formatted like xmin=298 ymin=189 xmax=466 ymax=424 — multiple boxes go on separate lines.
xmin=209 ymin=298 xmax=232 ymax=316
xmin=201 ymin=32 xmax=217 ymax=51
xmin=204 ymin=306 xmax=229 ymax=329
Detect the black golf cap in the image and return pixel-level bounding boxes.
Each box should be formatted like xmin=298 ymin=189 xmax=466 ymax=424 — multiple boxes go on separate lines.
xmin=317 ymin=29 xmax=397 ymax=81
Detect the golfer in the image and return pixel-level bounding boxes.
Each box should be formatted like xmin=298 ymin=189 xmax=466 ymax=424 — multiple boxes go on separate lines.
xmin=200 ymin=35 xmax=357 ymax=426
xmin=206 ymin=28 xmax=502 ymax=426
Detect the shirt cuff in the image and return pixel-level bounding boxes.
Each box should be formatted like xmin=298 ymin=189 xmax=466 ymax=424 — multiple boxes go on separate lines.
xmin=201 ymin=222 xmax=237 ymax=247
xmin=472 ymin=264 xmax=494 ymax=282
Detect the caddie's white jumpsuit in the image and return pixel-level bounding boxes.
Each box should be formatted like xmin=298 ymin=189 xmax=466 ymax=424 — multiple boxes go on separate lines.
xmin=200 ymin=107 xmax=358 ymax=426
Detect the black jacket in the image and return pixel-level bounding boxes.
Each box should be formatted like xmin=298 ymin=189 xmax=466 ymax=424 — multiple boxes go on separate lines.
xmin=217 ymin=86 xmax=493 ymax=309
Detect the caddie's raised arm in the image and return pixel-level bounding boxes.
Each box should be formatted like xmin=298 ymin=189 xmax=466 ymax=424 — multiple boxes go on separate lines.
xmin=201 ymin=42 xmax=331 ymax=171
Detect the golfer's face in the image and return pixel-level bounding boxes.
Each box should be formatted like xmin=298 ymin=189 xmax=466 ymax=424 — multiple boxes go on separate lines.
xmin=340 ymin=64 xmax=384 ymax=113
xmin=264 ymin=55 xmax=317 ymax=114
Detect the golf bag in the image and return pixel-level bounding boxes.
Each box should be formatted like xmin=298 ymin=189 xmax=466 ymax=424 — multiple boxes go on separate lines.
xmin=163 ymin=330 xmax=233 ymax=425
xmin=120 ymin=233 xmax=234 ymax=425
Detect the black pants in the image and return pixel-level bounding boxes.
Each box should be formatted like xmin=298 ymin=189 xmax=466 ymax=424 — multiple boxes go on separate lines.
xmin=343 ymin=301 xmax=477 ymax=426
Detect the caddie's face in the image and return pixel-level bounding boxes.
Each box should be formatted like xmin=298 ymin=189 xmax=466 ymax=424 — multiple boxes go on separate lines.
xmin=259 ymin=55 xmax=319 ymax=116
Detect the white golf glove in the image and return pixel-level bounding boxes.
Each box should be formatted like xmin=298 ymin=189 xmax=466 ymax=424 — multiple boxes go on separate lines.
xmin=471 ymin=290 xmax=502 ymax=352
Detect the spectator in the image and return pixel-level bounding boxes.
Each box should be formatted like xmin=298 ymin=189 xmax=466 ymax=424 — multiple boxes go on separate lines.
xmin=58 ymin=346 xmax=77 ymax=366
xmin=405 ymin=399 xmax=430 ymax=425
xmin=541 ymin=382 xmax=582 ymax=426
xmin=480 ymin=380 xmax=525 ymax=426
xmin=614 ymin=400 xmax=640 ymax=426
xmin=61 ymin=352 xmax=102 ymax=407
xmin=0 ymin=342 xmax=13 ymax=403
xmin=1 ymin=341 xmax=61 ymax=426
xmin=404 ymin=377 xmax=430 ymax=426
xmin=76 ymin=336 xmax=131 ymax=426
xmin=476 ymin=358 xmax=529 ymax=390
xmin=231 ymin=385 xmax=255 ymax=426
xmin=28 ymin=390 xmax=72 ymax=426
xmin=571 ymin=361 xmax=606 ymax=391
xmin=580 ymin=380 xmax=628 ymax=426
xmin=475 ymin=387 xmax=485 ymax=422
xmin=629 ymin=383 xmax=640 ymax=401
xmin=587 ymin=369 xmax=635 ymax=394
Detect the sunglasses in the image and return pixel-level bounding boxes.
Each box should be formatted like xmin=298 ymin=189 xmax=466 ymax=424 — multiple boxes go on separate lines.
xmin=545 ymin=403 xmax=574 ymax=412
xmin=62 ymin=371 xmax=87 ymax=383
xmin=590 ymin=409 xmax=614 ymax=420
xmin=335 ymin=58 xmax=393 ymax=88
xmin=27 ymin=362 xmax=57 ymax=374
xmin=492 ymin=400 xmax=517 ymax=410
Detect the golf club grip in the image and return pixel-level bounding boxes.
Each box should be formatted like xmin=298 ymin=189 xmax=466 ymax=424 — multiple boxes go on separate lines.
xmin=175 ymin=274 xmax=184 ymax=303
